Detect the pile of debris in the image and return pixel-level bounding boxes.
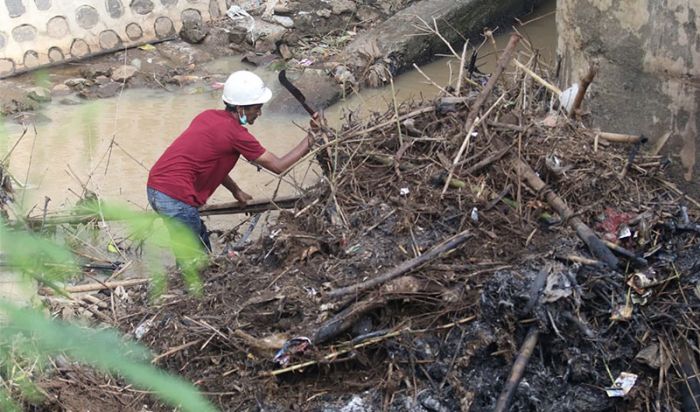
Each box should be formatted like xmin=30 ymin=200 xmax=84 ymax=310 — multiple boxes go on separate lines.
xmin=37 ymin=35 xmax=700 ymax=411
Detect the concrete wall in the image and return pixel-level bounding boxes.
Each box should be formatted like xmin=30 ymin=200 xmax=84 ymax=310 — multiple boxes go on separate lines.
xmin=557 ymin=0 xmax=700 ymax=187
xmin=0 ymin=0 xmax=227 ymax=78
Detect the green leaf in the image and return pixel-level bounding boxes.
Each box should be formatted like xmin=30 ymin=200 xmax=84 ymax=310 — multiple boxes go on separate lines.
xmin=0 ymin=198 xmax=213 ymax=409
xmin=79 ymin=201 xmax=208 ymax=294
xmin=0 ymin=223 xmax=77 ymax=284
xmin=0 ymin=389 xmax=22 ymax=412
xmin=0 ymin=302 xmax=217 ymax=412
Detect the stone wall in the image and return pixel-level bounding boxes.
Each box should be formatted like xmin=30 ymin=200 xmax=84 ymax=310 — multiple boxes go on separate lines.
xmin=0 ymin=0 xmax=227 ymax=78
xmin=557 ymin=0 xmax=700 ymax=188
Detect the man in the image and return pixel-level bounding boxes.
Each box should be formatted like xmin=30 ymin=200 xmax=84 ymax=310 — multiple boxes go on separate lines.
xmin=147 ymin=70 xmax=318 ymax=251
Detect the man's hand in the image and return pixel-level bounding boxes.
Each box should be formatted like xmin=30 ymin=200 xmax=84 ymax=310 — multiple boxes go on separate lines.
xmin=309 ymin=111 xmax=325 ymax=131
xmin=253 ymin=113 xmax=329 ymax=175
xmin=222 ymin=176 xmax=252 ymax=203
xmin=233 ymin=188 xmax=253 ymax=204
xmin=307 ymin=111 xmax=327 ymax=148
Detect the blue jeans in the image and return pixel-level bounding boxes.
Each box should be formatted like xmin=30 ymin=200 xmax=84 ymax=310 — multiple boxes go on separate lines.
xmin=147 ymin=187 xmax=211 ymax=251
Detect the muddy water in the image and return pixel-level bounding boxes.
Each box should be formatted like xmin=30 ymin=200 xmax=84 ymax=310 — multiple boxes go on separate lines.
xmin=327 ymin=0 xmax=556 ymax=118
xmin=2 ymin=0 xmax=555 ymax=244
xmin=3 ymin=84 xmax=315 ymax=213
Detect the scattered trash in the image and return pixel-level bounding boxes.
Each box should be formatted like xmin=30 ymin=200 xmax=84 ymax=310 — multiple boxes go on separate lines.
xmin=133 ymin=318 xmax=154 ymax=340
xmin=559 ymin=83 xmax=579 ymax=113
xmin=545 ymin=154 xmax=571 ymax=176
xmin=232 ymin=213 xmax=261 ymax=251
xmin=595 ymin=208 xmax=635 ymax=242
xmin=610 ymin=303 xmax=633 ymax=321
xmin=617 ymin=224 xmax=632 ymax=239
xmin=227 ymin=5 xmax=256 ymax=39
xmin=626 ymin=269 xmax=656 ymax=294
xmin=680 ymin=204 xmax=690 ymax=224
xmin=542 ymin=270 xmax=573 ymax=303
xmin=344 ymin=244 xmax=362 ymax=255
xmin=470 ymin=207 xmax=479 ymax=222
xmin=138 ymin=44 xmax=156 ymax=52
xmin=273 ymin=337 xmax=312 ymax=366
xmin=233 ymin=329 xmax=288 ymax=356
xmin=299 ymin=58 xmax=314 ymax=66
xmin=605 ymin=372 xmax=638 ymax=397
xmin=399 ymin=187 xmax=410 ymax=196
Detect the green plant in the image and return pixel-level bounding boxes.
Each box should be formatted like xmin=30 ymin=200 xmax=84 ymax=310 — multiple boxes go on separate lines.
xmin=0 ymin=201 xmax=214 ymax=411
xmin=0 ymin=301 xmax=217 ymax=412
xmin=80 ymin=200 xmax=208 ymax=295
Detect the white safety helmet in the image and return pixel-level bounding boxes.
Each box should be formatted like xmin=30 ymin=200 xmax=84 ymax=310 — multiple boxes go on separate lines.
xmin=222 ymin=70 xmax=272 ymax=106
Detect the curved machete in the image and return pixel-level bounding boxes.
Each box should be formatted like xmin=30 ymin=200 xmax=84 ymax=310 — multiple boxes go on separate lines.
xmin=278 ymin=70 xmax=316 ymax=116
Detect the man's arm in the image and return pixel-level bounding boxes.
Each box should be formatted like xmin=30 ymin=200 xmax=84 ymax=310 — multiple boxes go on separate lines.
xmin=222 ymin=175 xmax=252 ymax=203
xmin=254 ymin=134 xmax=313 ymax=175
xmin=255 ymin=114 xmax=322 ymax=175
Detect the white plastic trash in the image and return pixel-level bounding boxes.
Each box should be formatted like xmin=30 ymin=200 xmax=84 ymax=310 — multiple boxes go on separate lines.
xmin=558 ymin=83 xmax=579 ymax=113
xmin=470 ymin=207 xmax=479 ymax=223
xmin=605 ymin=372 xmax=638 ymax=397
xmin=227 ymin=5 xmax=256 ymax=39
xmin=134 ymin=318 xmax=154 ymax=340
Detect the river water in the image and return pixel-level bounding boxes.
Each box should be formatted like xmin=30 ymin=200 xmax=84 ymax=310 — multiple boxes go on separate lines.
xmin=1 ymin=1 xmax=555 ymax=255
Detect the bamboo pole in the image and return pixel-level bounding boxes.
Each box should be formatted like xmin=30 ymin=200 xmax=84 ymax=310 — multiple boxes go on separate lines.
xmin=494 ymin=327 xmax=540 ymax=412
xmin=597 ymin=132 xmax=647 ymax=144
xmin=25 ymin=196 xmax=301 ymax=226
xmin=513 ymin=59 xmax=561 ymax=95
xmin=199 ymin=195 xmax=301 ymax=216
xmin=40 ymin=278 xmax=150 ymax=295
xmin=512 ymin=158 xmax=620 ymax=268
xmin=25 ymin=212 xmax=101 ymax=228
xmin=569 ymin=61 xmax=599 ymax=117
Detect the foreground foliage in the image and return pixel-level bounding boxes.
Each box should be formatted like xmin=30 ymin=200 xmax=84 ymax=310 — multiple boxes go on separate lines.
xmin=0 ymin=200 xmax=214 ymax=411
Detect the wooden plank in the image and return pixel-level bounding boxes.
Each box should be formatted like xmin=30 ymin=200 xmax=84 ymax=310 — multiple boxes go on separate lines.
xmin=23 ymin=195 xmax=304 ymax=227
xmin=198 ymin=195 xmax=302 ymax=216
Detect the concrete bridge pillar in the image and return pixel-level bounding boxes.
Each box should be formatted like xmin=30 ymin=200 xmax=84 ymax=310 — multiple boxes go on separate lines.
xmin=557 ymin=0 xmax=699 ymax=190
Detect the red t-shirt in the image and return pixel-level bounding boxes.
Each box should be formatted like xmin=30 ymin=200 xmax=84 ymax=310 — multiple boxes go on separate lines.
xmin=147 ymin=109 xmax=266 ymax=207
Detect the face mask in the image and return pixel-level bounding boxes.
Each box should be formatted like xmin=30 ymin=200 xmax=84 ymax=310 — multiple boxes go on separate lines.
xmin=238 ymin=112 xmax=248 ymax=125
